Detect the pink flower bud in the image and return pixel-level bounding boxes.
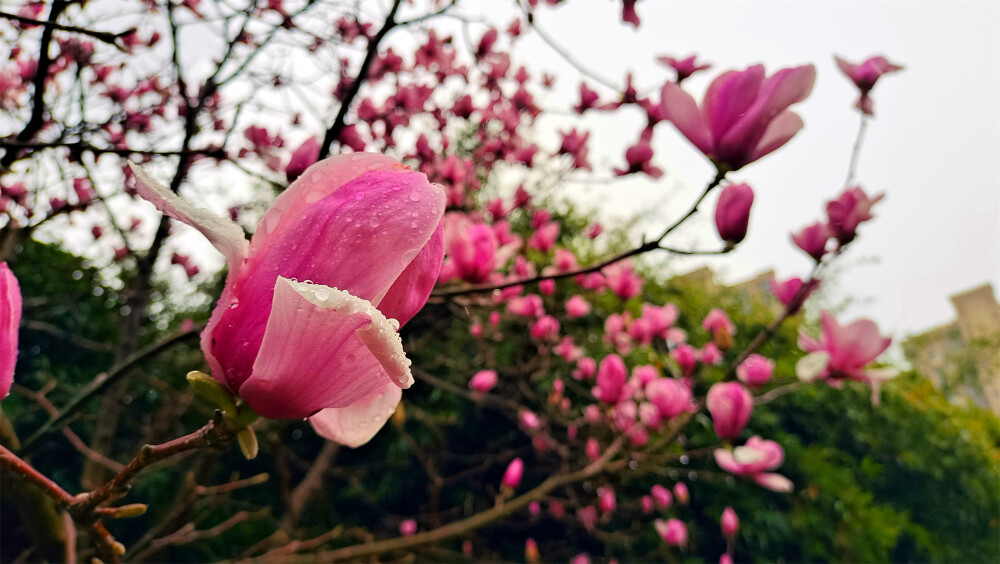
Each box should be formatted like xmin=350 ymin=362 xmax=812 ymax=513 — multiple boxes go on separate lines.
xmin=530 ymin=315 xmax=560 ymax=342
xmin=565 ymin=295 xmax=592 ymax=318
xmin=584 ymin=404 xmax=602 ymax=422
xmin=721 ymin=506 xmax=739 ymax=538
xmin=737 ymin=354 xmax=775 ymax=387
xmin=520 ymin=410 xmax=541 ymax=431
xmin=529 ymin=500 xmax=541 ymax=516
xmin=673 ymin=482 xmax=690 ymax=504
xmin=720 ymin=554 xmax=733 ymax=564
xmin=651 ymin=484 xmax=672 ymax=508
xmin=574 ymin=357 xmax=597 ymax=381
xmin=286 ymin=136 xmax=319 ymax=181
xmin=714 ymin=183 xmax=754 ymax=244
xmin=655 ymin=518 xmax=688 ymax=547
xmin=834 ymin=55 xmax=903 ymax=116
xmin=792 ymin=222 xmax=831 ymax=262
xmin=825 ymin=186 xmax=884 ymax=245
xmin=469 ymin=323 xmax=483 ymax=338
xmin=599 ymin=487 xmax=616 ymax=513
xmin=1 ymin=263 xmax=21 ymax=399
xmin=646 ymin=377 xmax=692 ymax=419
xmin=524 ymin=538 xmax=539 ymax=563
xmin=593 ymin=354 xmax=628 ymax=404
xmin=539 ymin=278 xmax=556 ymax=295
xmin=469 ymin=370 xmax=498 ymax=392
xmin=671 ymin=344 xmax=698 ymax=376
xmin=707 ymin=382 xmax=754 ymax=440
xmin=399 ymin=519 xmax=417 ymax=536
xmin=641 ymin=495 xmax=654 ymax=514
xmin=585 ymin=438 xmax=601 ymax=461
xmin=502 ymin=457 xmax=524 ymax=490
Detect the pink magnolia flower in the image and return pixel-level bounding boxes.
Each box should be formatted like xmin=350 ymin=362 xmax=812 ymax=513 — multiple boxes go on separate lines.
xmin=529 ymin=500 xmax=541 ymax=516
xmin=502 ymin=457 xmax=524 ymax=489
xmin=641 ymin=495 xmax=654 ymax=514
xmin=769 ymin=276 xmax=818 ymax=314
xmin=565 ymin=295 xmax=592 ymax=318
xmin=599 ymin=486 xmax=616 ymax=513
xmin=469 ymin=369 xmax=498 ymax=392
xmin=826 ymin=186 xmax=884 ymax=245
xmin=737 ymin=354 xmax=775 ymax=387
xmin=593 ymin=354 xmax=629 ymax=404
xmin=440 ymin=213 xmax=516 ymax=283
xmin=655 ymin=518 xmax=688 ymax=546
xmin=577 ymin=505 xmax=598 ymax=531
xmin=798 ymin=312 xmax=893 ymax=398
xmin=834 ymin=55 xmax=903 ymax=115
xmin=586 ymin=437 xmax=601 ymax=461
xmin=657 ymin=54 xmax=712 ymax=83
xmin=645 ymin=377 xmax=692 ymax=419
xmin=285 ymin=136 xmax=319 ymax=181
xmin=574 ymin=82 xmax=600 ymax=114
xmin=671 ymin=344 xmax=698 ymax=376
xmin=573 ymin=357 xmax=597 ymax=381
xmin=507 ymin=294 xmax=544 ymax=318
xmin=528 ymin=221 xmax=560 ymax=252
xmin=621 ymin=0 xmax=639 ymax=27
xmin=720 ymin=554 xmax=733 ymax=564
xmin=539 ymin=278 xmax=555 ymax=295
xmin=699 ymin=342 xmax=723 ymax=365
xmin=399 ymin=519 xmax=417 ymax=536
xmin=603 ymin=260 xmax=642 ymax=300
xmin=706 ymin=382 xmax=753 ymax=440
xmin=558 ymin=128 xmax=591 ymax=170
xmin=673 ymin=482 xmax=690 ymax=504
xmin=714 ymin=435 xmax=793 ymax=492
xmin=1 ymin=262 xmax=21 ymax=399
xmin=703 ymin=308 xmax=735 ymax=340
xmin=130 ymin=154 xmax=445 ymax=447
xmin=613 ymin=132 xmax=663 ymax=179
xmin=721 ymin=507 xmax=739 ymax=538
xmin=529 ymin=315 xmax=560 ymax=342
xmin=520 ymin=409 xmax=542 ymax=431
xmin=651 ymin=484 xmax=672 ymax=508
xmin=714 ymin=183 xmax=754 ymax=244
xmin=791 ymin=221 xmax=831 ymax=262
xmin=661 ymin=64 xmax=816 ymax=170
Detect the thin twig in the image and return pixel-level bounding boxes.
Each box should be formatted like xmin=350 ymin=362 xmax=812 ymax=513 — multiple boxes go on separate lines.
xmin=845 ymin=113 xmax=869 ymax=186
xmin=431 ymin=169 xmax=728 ymax=298
xmin=0 ymin=444 xmax=74 ymax=504
xmin=21 ymin=324 xmax=203 ymax=449
xmin=319 ymin=0 xmax=403 ymax=158
xmin=0 ymin=10 xmax=130 ymax=46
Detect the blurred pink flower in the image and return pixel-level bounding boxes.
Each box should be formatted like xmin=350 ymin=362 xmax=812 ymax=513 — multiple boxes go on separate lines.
xmin=707 ymin=382 xmax=754 ymax=439
xmin=834 ymin=55 xmax=903 ymax=115
xmin=714 ymin=435 xmax=793 ymax=492
xmin=661 ymin=64 xmax=816 ymax=170
xmin=1 ymin=262 xmax=21 ymax=399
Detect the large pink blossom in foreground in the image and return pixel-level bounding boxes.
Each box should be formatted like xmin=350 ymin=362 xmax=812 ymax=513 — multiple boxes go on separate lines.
xmin=1 ymin=262 xmax=21 ymax=399
xmin=660 ymin=64 xmax=816 ymax=170
xmin=714 ymin=436 xmax=793 ymax=492
xmin=132 ymin=153 xmax=445 ymax=447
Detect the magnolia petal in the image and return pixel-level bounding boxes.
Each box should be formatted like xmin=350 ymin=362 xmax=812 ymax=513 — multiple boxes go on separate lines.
xmin=713 ymin=449 xmax=741 ymax=474
xmin=239 ymin=278 xmax=411 ymax=419
xmin=717 ymin=65 xmax=816 ymax=166
xmin=129 ymin=163 xmax=248 ymax=275
xmin=310 ymin=381 xmax=402 ymax=447
xmin=213 ymin=170 xmax=444 ymax=390
xmin=702 ymin=65 xmax=766 ymax=144
xmin=753 ymin=472 xmax=794 ymax=492
xmin=660 ymin=82 xmax=714 ymax=156
xmin=1 ymin=263 xmax=21 ymax=399
xmin=377 ymin=222 xmax=443 ymax=327
xmin=748 ymin=110 xmax=804 ymax=163
xmin=796 ymin=351 xmax=830 ymax=382
xmin=251 ymin=153 xmax=400 ymax=258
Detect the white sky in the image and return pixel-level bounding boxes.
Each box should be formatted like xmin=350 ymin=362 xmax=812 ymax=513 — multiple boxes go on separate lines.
xmin=462 ymin=0 xmax=1000 ymax=339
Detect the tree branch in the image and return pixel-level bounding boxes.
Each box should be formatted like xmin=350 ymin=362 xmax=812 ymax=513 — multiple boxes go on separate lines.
xmin=319 ymin=0 xmax=403 ymax=159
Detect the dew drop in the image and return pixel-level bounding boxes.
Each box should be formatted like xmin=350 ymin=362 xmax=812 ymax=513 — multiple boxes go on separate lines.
xmin=306 ymin=191 xmax=322 ymax=204
xmin=369 ymin=216 xmax=380 ymax=227
xmin=355 ymin=192 xmax=365 ymax=200
xmin=408 ymin=191 xmax=421 ymax=202
xmin=391 ymin=185 xmax=402 ymax=191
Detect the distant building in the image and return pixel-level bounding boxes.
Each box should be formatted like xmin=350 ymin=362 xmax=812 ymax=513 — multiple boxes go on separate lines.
xmin=903 ymin=284 xmax=1000 ymax=415
xmin=672 ymin=266 xmax=783 ymax=314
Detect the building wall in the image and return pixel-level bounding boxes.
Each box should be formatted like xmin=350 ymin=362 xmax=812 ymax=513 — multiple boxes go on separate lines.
xmin=904 ymin=284 xmax=1000 ymax=415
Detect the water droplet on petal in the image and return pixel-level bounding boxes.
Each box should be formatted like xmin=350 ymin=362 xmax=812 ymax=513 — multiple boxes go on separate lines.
xmin=408 ymin=192 xmax=421 ymax=202
xmin=355 ymin=192 xmax=365 ymax=200
xmin=369 ymin=216 xmax=380 ymax=227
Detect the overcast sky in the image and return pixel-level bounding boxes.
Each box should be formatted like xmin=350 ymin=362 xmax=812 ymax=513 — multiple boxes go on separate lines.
xmin=459 ymin=0 xmax=1000 ymax=339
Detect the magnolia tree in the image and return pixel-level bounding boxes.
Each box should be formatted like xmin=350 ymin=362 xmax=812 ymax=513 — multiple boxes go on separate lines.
xmin=0 ymin=1 xmax=904 ymax=562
